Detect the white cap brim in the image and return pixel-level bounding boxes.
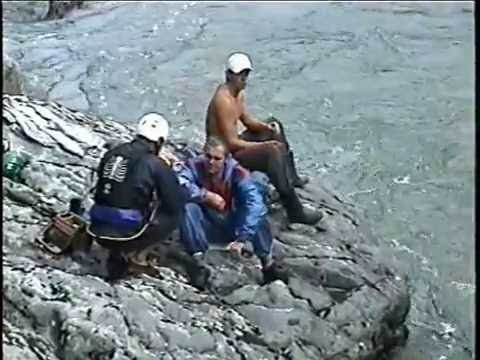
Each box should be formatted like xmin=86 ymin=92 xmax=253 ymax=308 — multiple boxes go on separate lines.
xmin=227 ymin=53 xmax=253 ymax=74
xmin=228 ymin=64 xmax=252 ymax=73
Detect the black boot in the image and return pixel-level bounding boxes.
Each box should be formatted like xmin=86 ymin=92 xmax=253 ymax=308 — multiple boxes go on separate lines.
xmin=106 ymin=250 xmax=128 ymax=281
xmin=262 ymin=262 xmax=289 ymax=285
xmin=287 ymin=151 xmax=309 ymax=188
xmin=186 ymin=253 xmax=211 ymax=290
xmin=282 ymin=191 xmax=323 ymax=225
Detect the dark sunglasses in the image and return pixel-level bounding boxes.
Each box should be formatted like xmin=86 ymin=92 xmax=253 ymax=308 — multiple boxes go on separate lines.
xmin=228 ymin=69 xmax=251 ymax=78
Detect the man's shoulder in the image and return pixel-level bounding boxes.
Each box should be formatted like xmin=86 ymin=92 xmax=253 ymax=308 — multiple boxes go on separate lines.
xmin=107 ymin=140 xmax=129 ymax=152
xmin=144 ymin=153 xmax=173 ymax=172
xmin=211 ymin=84 xmax=235 ymax=105
xmin=105 ymin=139 xmax=126 ymax=151
xmin=232 ymin=162 xmax=251 ymax=180
xmin=238 ymin=89 xmax=246 ymax=101
xmin=100 ymin=141 xmax=128 ymax=160
xmin=184 ymin=156 xmax=204 ymax=171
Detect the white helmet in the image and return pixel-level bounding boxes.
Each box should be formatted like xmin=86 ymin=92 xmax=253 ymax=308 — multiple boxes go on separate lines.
xmin=226 ymin=52 xmax=253 ymax=74
xmin=136 ymin=112 xmax=169 ymax=142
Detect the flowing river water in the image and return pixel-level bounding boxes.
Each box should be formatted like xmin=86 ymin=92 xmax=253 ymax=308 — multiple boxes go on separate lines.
xmin=3 ymin=2 xmax=475 ymax=359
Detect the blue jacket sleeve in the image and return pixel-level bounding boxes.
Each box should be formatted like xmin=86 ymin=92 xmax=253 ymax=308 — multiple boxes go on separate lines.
xmin=231 ymin=167 xmax=267 ymax=240
xmin=176 ymin=160 xmax=207 ymax=203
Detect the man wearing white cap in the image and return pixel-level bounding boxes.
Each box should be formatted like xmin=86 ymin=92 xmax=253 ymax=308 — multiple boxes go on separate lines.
xmin=88 ymin=112 xmax=185 ymax=280
xmin=205 ymin=52 xmax=322 ymax=225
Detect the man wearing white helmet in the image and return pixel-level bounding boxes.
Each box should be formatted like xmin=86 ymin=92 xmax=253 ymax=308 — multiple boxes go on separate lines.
xmin=88 ymin=112 xmax=184 ymax=280
xmin=205 ymin=52 xmax=322 ymax=225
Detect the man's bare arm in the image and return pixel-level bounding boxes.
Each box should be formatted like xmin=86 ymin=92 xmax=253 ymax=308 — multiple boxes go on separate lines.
xmin=238 ymin=92 xmax=273 ymax=133
xmin=240 ymin=111 xmax=273 ymax=133
xmin=215 ymin=97 xmax=265 ymax=152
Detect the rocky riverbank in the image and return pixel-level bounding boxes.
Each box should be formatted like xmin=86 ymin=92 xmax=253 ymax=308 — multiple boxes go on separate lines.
xmin=3 ymin=94 xmax=410 ymax=359
xmin=2 ymin=1 xmax=86 ymax=22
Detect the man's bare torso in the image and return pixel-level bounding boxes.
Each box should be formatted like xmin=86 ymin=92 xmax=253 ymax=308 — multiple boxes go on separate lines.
xmin=206 ymin=84 xmax=244 ymax=140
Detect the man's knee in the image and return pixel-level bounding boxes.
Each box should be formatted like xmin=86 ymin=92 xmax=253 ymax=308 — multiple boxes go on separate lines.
xmin=184 ymin=202 xmax=204 ymax=217
xmin=264 ymin=143 xmax=288 ymax=177
xmin=266 ymin=141 xmax=287 ymax=156
xmin=149 ymin=213 xmax=178 ymax=236
xmin=180 ymin=203 xmax=205 ymax=228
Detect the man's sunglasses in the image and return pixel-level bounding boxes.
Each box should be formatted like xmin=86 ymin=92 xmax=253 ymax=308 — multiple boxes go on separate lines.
xmin=228 ymin=69 xmax=251 ymax=77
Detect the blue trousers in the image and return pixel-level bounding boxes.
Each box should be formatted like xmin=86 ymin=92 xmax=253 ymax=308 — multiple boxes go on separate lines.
xmin=179 ymin=203 xmax=273 ymax=260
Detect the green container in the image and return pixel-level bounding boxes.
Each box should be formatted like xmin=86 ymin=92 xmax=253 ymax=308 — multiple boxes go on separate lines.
xmin=3 ymin=150 xmax=31 ymax=182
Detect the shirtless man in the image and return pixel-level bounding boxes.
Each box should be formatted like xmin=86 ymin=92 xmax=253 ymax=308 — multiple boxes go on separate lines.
xmin=206 ymin=52 xmax=322 ymax=225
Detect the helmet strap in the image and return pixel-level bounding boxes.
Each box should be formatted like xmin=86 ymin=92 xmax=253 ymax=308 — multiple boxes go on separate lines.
xmin=154 ymin=138 xmax=164 ymax=155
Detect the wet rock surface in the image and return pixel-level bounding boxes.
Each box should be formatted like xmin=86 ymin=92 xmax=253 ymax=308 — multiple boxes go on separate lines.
xmin=2 ymin=1 xmax=49 ymax=23
xmin=3 ymin=94 xmax=411 ymax=359
xmin=2 ymin=1 xmax=86 ymax=22
xmin=45 ymin=1 xmax=85 ymax=20
xmin=2 ymin=54 xmax=24 ymax=95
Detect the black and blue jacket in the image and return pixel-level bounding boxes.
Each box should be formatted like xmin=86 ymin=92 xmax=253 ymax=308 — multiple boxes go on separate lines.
xmin=90 ymin=137 xmax=183 ymax=232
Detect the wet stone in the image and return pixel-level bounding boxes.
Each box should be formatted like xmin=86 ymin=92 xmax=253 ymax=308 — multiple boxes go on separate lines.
xmin=3 ymin=54 xmax=24 ymax=95
xmin=2 ymin=94 xmax=411 ymax=359
xmin=236 ymin=304 xmax=297 ymax=349
xmin=289 ymin=277 xmax=333 ymax=312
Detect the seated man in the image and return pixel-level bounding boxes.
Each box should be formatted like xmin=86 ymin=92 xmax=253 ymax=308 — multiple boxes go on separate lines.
xmin=205 ymin=51 xmax=322 ymax=225
xmin=177 ymin=136 xmax=288 ymax=289
xmin=88 ymin=113 xmax=184 ymax=280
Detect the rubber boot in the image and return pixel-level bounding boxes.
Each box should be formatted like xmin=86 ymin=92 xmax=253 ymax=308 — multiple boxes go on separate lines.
xmin=69 ymin=198 xmax=84 ymax=216
xmin=262 ymin=261 xmax=289 ymax=285
xmin=129 ymin=243 xmax=157 ymax=267
xmin=186 ymin=252 xmax=211 ymax=290
xmin=287 ymin=151 xmax=309 ymax=188
xmin=281 ymin=191 xmax=323 ymax=225
xmin=106 ymin=250 xmax=128 ymax=281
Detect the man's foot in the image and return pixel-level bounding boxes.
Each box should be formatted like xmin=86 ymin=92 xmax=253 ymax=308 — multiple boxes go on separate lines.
xmin=262 ymin=262 xmax=289 ymax=285
xmin=293 ymin=175 xmax=309 ymax=188
xmin=283 ymin=192 xmax=323 ymax=226
xmin=128 ymin=249 xmax=149 ymax=267
xmin=287 ymin=150 xmax=309 ymax=188
xmin=106 ymin=251 xmax=128 ymax=281
xmin=186 ymin=253 xmax=211 ymax=290
xmin=288 ymin=208 xmax=323 ymax=225
xmin=126 ymin=250 xmax=161 ymax=277
xmin=191 ymin=266 xmax=211 ymax=290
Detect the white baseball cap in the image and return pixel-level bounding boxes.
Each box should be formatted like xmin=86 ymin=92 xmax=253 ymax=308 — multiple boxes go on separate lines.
xmin=137 ymin=112 xmax=169 ymax=142
xmin=226 ymin=52 xmax=253 ymax=74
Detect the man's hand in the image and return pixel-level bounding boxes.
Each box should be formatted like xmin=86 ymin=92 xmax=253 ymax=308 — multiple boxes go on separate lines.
xmin=226 ymin=240 xmax=254 ymax=258
xmin=158 ymin=149 xmax=180 ymax=167
xmin=204 ymin=191 xmax=226 ymax=211
xmin=226 ymin=241 xmax=244 ymax=256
